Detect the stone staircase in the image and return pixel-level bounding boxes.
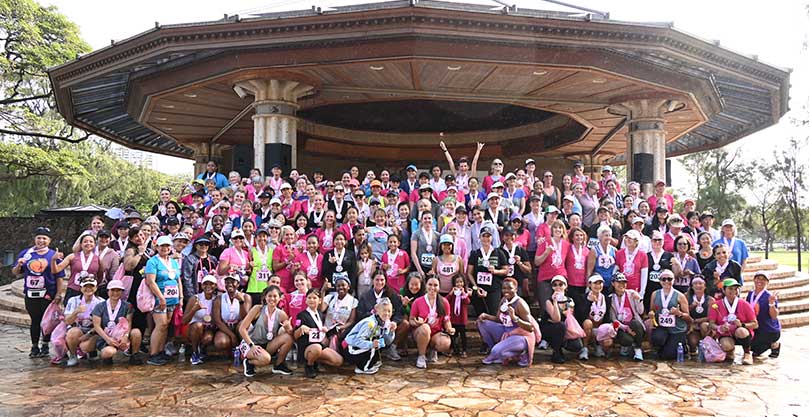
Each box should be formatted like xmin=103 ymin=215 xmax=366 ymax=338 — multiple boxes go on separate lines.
xmin=0 ymin=255 xmax=807 ymax=329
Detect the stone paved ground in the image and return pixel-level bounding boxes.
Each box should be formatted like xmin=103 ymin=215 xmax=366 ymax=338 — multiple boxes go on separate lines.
xmin=0 ymin=325 xmax=806 ymax=417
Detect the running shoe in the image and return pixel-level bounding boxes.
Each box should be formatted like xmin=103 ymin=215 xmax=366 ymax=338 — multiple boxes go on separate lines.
xmin=29 ymin=345 xmax=40 ymax=358
xmin=39 ymin=344 xmax=49 ymax=358
xmin=243 ymin=359 xmax=256 ymax=377
xmin=416 ymin=355 xmax=427 ymax=369
xmin=147 ymin=354 xmax=168 ymax=366
xmin=578 ymin=347 xmax=589 ymax=361
xmin=272 ymin=362 xmax=293 ymax=375
xmin=190 ymin=352 xmax=203 ymax=365
xmin=633 ymin=348 xmax=644 ymax=361
xmin=769 ymin=344 xmax=780 ymax=358
xmin=66 ymin=356 xmax=79 ymax=367
xmin=385 ymin=344 xmax=401 ymax=361
xmin=619 ymin=346 xmax=631 ymax=357
xmin=742 ymin=352 xmax=753 ymax=365
xmin=427 ymin=348 xmax=438 ymax=363
xmin=305 ymin=364 xmax=316 ymax=378
xmin=594 ymin=345 xmax=606 ymax=358
xmin=129 ymin=353 xmax=145 ymax=365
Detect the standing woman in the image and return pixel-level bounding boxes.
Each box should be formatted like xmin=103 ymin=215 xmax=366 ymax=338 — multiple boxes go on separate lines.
xmin=672 ymin=235 xmax=701 ymax=293
xmin=273 ymin=226 xmax=303 ymax=293
xmin=565 ymin=227 xmax=591 ymax=323
xmin=540 ymin=171 xmax=561 ymax=210
xmin=294 ymin=288 xmax=345 ymax=378
xmin=238 ymin=285 xmax=295 ymax=377
xmin=585 ymin=226 xmax=617 ymax=290
xmin=53 ymin=233 xmax=101 ymax=301
xmin=322 ymin=232 xmax=358 ymax=291
xmin=181 ymin=235 xmax=218 ymax=301
xmin=182 ymin=275 xmax=218 ymax=365
xmin=648 ymin=269 xmax=692 ymax=359
xmin=642 ymin=231 xmax=675 ymax=313
xmin=315 ymin=211 xmax=339 ymax=254
xmin=695 ymin=232 xmax=715 ymax=270
xmin=212 ymin=275 xmax=251 ymax=355
xmin=701 ymin=244 xmax=742 ymax=298
xmin=467 ymin=226 xmax=509 ymax=319
xmin=432 ymin=234 xmax=464 ymax=296
xmin=411 ymin=211 xmax=440 ymax=278
xmin=95 ymin=230 xmax=119 ymax=298
xmin=481 ymin=159 xmax=505 ymax=194
xmin=534 ymin=220 xmax=569 ymax=307
xmin=409 ymin=277 xmax=454 ymax=369
xmin=295 ymin=235 xmax=325 ymax=291
xmin=14 ymin=227 xmax=64 ymax=357
xmin=143 ymin=235 xmax=183 ymax=366
xmin=247 ymin=227 xmax=273 ymax=305
xmin=217 ymin=228 xmax=252 ymax=285
xmin=615 ymin=230 xmax=648 ymax=296
xmin=578 ymin=181 xmax=600 ymax=228
xmin=439 ymin=141 xmax=483 ymax=196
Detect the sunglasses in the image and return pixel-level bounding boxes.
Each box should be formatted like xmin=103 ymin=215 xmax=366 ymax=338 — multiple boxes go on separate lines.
xmin=660 ymin=277 xmax=674 ymax=282
xmin=232 ymin=236 xmax=245 ymax=240
xmin=551 ymin=282 xmax=566 ymax=287
xmin=269 ymin=226 xmax=281 ymax=230
xmin=544 ymin=174 xmax=553 ymax=177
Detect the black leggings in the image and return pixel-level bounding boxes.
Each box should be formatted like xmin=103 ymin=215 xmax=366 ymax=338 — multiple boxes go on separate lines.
xmin=651 ymin=328 xmax=687 ymax=359
xmin=568 ymin=286 xmax=589 ymax=323
xmin=451 ymin=324 xmax=467 ymax=353
xmin=346 ymin=348 xmax=381 ymax=371
xmin=540 ymin=321 xmax=583 ymax=353
xmin=751 ymin=331 xmax=780 ymax=356
xmin=25 ymin=297 xmax=51 ymax=346
xmin=471 ymin=286 xmax=502 ymax=316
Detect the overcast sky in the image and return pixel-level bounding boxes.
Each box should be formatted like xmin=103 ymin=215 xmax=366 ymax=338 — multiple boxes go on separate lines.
xmin=43 ymin=0 xmax=809 ymax=192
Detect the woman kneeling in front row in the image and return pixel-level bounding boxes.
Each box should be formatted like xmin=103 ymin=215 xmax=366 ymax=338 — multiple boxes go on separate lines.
xmin=344 ymin=297 xmax=397 ymax=374
xmin=238 ymin=285 xmax=295 ymax=377
xmin=294 ymin=288 xmax=345 ymax=378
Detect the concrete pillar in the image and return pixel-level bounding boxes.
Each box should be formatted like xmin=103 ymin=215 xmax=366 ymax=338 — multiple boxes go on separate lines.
xmin=186 ymin=143 xmax=231 ymax=177
xmin=233 ymin=79 xmax=313 ymax=175
xmin=609 ymin=99 xmax=678 ymax=196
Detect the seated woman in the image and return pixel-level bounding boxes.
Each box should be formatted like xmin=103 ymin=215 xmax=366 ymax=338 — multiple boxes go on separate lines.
xmin=183 ymin=275 xmax=218 ymax=365
xmin=746 ymin=272 xmax=781 ymax=358
xmin=91 ymin=279 xmax=143 ymax=365
xmin=607 ymin=272 xmax=646 ymax=361
xmin=540 ymin=276 xmax=585 ymax=363
xmin=344 ymin=297 xmax=397 ymax=375
xmin=686 ymin=276 xmax=711 ymax=354
xmin=64 ymin=276 xmax=104 ymax=366
xmin=321 ymin=276 xmax=358 ymax=348
xmin=283 ymin=271 xmax=310 ymax=332
xmin=709 ymin=279 xmax=758 ymax=365
xmin=477 ymin=278 xmax=540 ymax=367
xmin=409 ymin=276 xmax=455 ymax=369
xmin=581 ymin=275 xmax=610 ymax=358
xmin=213 ymin=275 xmax=251 ymax=355
xmin=356 ymin=270 xmax=407 ymax=361
xmin=238 ymin=285 xmax=295 ymax=377
xmin=649 ymin=269 xmax=692 ymax=359
xmin=294 ymin=288 xmax=345 ymax=378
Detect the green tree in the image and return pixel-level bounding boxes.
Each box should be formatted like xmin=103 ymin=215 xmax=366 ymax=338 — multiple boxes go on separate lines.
xmin=679 ymin=148 xmax=750 ymax=220
xmin=772 ymin=138 xmax=808 ymax=271
xmin=741 ymin=160 xmax=784 ymax=257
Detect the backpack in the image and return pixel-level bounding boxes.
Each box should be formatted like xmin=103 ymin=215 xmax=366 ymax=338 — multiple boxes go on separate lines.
xmin=701 ymin=336 xmax=726 ymax=363
xmin=136 ymin=279 xmax=156 ymax=312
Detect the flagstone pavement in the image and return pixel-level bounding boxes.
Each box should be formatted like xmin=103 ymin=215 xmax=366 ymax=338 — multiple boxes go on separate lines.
xmin=0 ymin=324 xmax=806 ymax=417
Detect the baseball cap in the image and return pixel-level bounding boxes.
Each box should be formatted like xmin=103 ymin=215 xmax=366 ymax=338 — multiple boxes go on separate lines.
xmin=588 ymin=275 xmax=604 ymax=284
xmin=602 ymin=165 xmax=613 ymax=172
xmin=632 ymin=217 xmax=645 ymax=225
xmin=370 ymin=180 xmax=382 ymax=188
xmin=97 ymin=229 xmax=112 ymax=238
xmin=107 ymin=280 xmax=126 ymax=290
xmin=166 ymin=217 xmax=180 ymax=225
xmin=194 ymin=235 xmax=212 ymax=245
xmin=486 ymin=192 xmax=500 ymax=201
xmin=201 ymin=275 xmax=218 ymax=285
xmin=502 ymin=226 xmax=516 ymax=235
xmin=223 ymin=275 xmax=239 ymax=282
xmin=723 ymin=278 xmax=741 ymax=288
xmin=280 ymin=182 xmax=292 ymax=190
xmin=660 ymin=269 xmax=675 ymax=279
xmin=529 ymin=195 xmax=543 ymax=203
xmin=545 ymin=205 xmax=560 ymax=214
xmin=349 ymin=179 xmax=360 ymax=187
xmin=258 ymin=191 xmax=272 ymax=199
xmin=125 ymin=211 xmax=143 ymax=221
xmin=269 ymin=197 xmax=282 ymax=205
xmin=491 ymin=181 xmax=504 ymax=189
xmin=444 ymin=174 xmax=455 ymax=182
xmin=369 ymin=197 xmax=381 ymax=206
xmin=525 ymin=158 xmax=535 ymax=166
xmin=612 ymin=271 xmax=627 ymax=282
xmin=156 ymin=235 xmax=173 ymax=246
xmin=700 ymin=210 xmax=715 ymax=220
xmin=753 ymin=271 xmax=770 ymax=280
xmin=573 ymin=160 xmax=584 ymax=167
xmin=651 ymin=230 xmax=664 ymax=240
xmin=504 ymin=173 xmax=516 ymax=181
xmin=192 ymin=179 xmax=205 ymax=185
xmin=173 ymin=232 xmax=190 ymax=241
xmin=230 ymin=228 xmax=246 ymax=239
xmin=419 ymin=183 xmax=433 ymax=192
xmin=624 ymin=229 xmax=641 ymax=241
xmin=406 ymin=164 xmax=417 ymax=171
xmin=440 ymin=234 xmax=454 ymax=245
xmin=721 ymin=218 xmax=735 ymax=228
xmin=668 ymin=214 xmax=684 ymax=225
xmin=81 ymin=278 xmax=98 ymax=287
xmin=479 ymin=226 xmax=494 ymax=236
xmin=116 ymin=222 xmax=130 ymax=229
xmin=655 ymin=179 xmax=666 ymax=186
xmin=563 ymin=195 xmax=577 ymax=204
xmin=551 ymin=275 xmax=567 ymax=285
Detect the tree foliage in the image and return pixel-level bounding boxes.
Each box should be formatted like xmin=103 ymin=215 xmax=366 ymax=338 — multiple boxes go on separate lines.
xmin=0 ymin=141 xmax=185 ymax=216
xmin=679 ymin=148 xmax=751 ymax=220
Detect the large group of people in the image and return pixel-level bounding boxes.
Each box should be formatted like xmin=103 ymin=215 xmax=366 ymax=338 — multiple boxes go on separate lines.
xmin=14 ymin=142 xmax=782 ymax=378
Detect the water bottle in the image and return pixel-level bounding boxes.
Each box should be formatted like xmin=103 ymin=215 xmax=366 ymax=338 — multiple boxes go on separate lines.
xmin=697 ymin=341 xmax=705 ymax=362
xmin=233 ymin=348 xmax=241 ymax=368
xmin=676 ymin=342 xmax=684 ymax=363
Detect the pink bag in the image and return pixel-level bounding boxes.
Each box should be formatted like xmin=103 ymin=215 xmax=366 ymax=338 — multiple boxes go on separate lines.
xmin=112 ymin=264 xmax=134 ymax=300
xmin=595 ymin=323 xmax=618 ymax=342
xmin=136 ymin=280 xmax=155 ymax=312
xmin=50 ymin=322 xmax=68 ymax=364
xmin=40 ymin=303 xmax=63 ymax=336
xmin=701 ymin=336 xmax=726 ymax=363
xmin=107 ymin=317 xmax=131 ymax=352
xmin=564 ymin=310 xmax=586 ymax=340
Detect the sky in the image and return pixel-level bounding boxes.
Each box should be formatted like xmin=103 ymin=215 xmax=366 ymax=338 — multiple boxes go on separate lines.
xmin=42 ymin=0 xmax=809 ymax=190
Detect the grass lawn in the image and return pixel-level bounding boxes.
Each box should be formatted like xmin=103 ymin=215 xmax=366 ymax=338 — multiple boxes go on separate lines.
xmin=752 ymin=250 xmax=809 ymax=272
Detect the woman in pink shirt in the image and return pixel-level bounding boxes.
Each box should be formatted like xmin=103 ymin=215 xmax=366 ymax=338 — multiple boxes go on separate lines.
xmin=409 ymin=277 xmax=454 ymax=369
xmin=481 ymin=158 xmax=505 ymax=194
xmin=315 ymin=211 xmax=338 ymax=254
xmin=534 ymin=219 xmax=569 ymax=306
xmin=565 ymin=227 xmax=590 ymax=322
xmin=338 ymin=207 xmax=362 ymax=240
xmin=294 ymin=235 xmax=324 ymax=290
xmin=217 ymin=228 xmax=253 ymax=286
xmin=273 ymin=226 xmax=303 ymax=293
xmin=381 ymin=235 xmax=410 ymax=292
xmin=615 ymin=230 xmax=648 ymax=293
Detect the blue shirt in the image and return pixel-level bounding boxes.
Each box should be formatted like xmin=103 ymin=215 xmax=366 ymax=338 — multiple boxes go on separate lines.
xmin=18 ymin=248 xmax=64 ymax=297
xmin=144 ymin=256 xmax=181 ymax=306
xmin=746 ymin=289 xmax=781 ymax=333
xmin=712 ymin=237 xmax=749 ymax=265
xmin=592 ymin=244 xmax=617 ymax=286
xmin=196 ymin=171 xmax=229 ymax=189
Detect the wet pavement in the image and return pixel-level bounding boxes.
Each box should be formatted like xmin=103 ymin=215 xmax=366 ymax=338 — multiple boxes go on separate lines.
xmin=0 ymin=324 xmax=806 ymax=417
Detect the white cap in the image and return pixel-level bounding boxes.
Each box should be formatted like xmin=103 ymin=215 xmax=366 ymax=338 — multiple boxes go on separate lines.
xmin=201 ymin=275 xmax=218 ymax=285
xmin=602 ymin=165 xmax=613 ymax=172
xmin=551 ymin=275 xmax=568 ymax=285
xmin=721 ymin=218 xmax=735 ymax=228
xmin=269 ymin=197 xmax=281 ymax=205
xmin=280 ymin=182 xmax=292 ymax=190
xmin=624 ymin=229 xmax=641 ymax=241
xmin=504 ymin=172 xmax=516 ymax=180
xmin=588 ymin=275 xmax=604 ymax=284
xmin=230 ymin=228 xmax=246 ymax=239
xmin=156 ymin=235 xmax=173 ymax=246
xmin=487 ymin=192 xmax=501 ymax=201
xmin=491 ymin=181 xmax=504 ymax=189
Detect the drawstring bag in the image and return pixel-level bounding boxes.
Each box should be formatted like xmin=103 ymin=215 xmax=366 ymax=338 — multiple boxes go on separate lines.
xmin=701 ymin=336 xmax=726 ymax=363
xmin=172 ymin=305 xmax=189 ymax=338
xmin=595 ymin=323 xmax=618 ymax=342
xmin=41 ymin=303 xmax=63 ymax=336
xmin=107 ymin=317 xmax=131 ymax=352
xmin=564 ymin=309 xmax=586 ymax=340
xmin=112 ymin=264 xmax=134 ymax=300
xmin=136 ymin=280 xmax=156 ymax=312
xmin=49 ymin=322 xmax=68 ymax=364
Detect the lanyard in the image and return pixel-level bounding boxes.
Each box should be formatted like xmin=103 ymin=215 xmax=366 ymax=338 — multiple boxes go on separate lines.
xmin=308 ymin=308 xmax=323 ymax=330
xmin=106 ymin=299 xmax=121 ymax=325
xmin=660 ymin=288 xmax=676 ymax=311
xmin=572 ymin=244 xmax=584 ymax=264
xmin=232 ymin=248 xmax=246 ymax=266
xmin=334 ymin=248 xmax=346 ymax=266
xmin=649 ymin=249 xmax=663 ymax=267
xmin=79 ymin=251 xmax=94 ymax=273
xmin=723 ymin=297 xmax=739 ymax=317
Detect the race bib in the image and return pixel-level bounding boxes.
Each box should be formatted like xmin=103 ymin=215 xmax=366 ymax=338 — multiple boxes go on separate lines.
xmin=163 ymin=285 xmax=179 ymax=298
xmin=507 ymin=265 xmax=515 ymax=277
xmin=309 ymin=329 xmax=325 ymax=343
xmin=256 ymin=268 xmax=271 ymax=282
xmin=439 ymin=265 xmax=454 ymax=275
xmin=500 ymin=313 xmax=513 ymax=327
xmin=476 ymin=272 xmax=493 ymax=286
xmin=648 ymin=271 xmax=661 ymax=283
xmin=658 ymin=312 xmax=675 ymax=328
xmin=26 ymin=275 xmax=45 ymax=289
xmin=420 ymin=253 xmax=435 ymax=266
xmin=597 ymin=255 xmax=614 ymax=269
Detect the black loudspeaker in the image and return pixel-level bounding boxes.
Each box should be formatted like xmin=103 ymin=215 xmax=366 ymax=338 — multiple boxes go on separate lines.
xmin=632 ymin=153 xmax=654 ymax=184
xmin=666 ymin=159 xmax=672 ymax=186
xmin=265 ymin=143 xmax=292 ymax=176
xmin=232 ymin=144 xmax=253 ymax=178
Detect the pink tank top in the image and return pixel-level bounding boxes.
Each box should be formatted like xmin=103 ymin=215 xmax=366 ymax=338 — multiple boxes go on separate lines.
xmin=436 ymin=256 xmax=458 ymax=294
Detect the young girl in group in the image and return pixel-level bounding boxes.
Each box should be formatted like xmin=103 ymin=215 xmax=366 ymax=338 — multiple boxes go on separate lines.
xmin=381 ymin=234 xmax=410 ymax=292
xmin=445 ymin=275 xmax=472 ymax=357
xmin=356 ymin=244 xmax=376 ymax=297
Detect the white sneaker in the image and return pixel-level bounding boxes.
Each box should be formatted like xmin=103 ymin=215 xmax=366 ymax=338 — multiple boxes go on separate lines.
xmin=578 ymin=347 xmax=589 ymax=361
xmin=742 ymin=352 xmax=753 ymax=365
xmin=427 ymin=348 xmax=438 ymax=363
xmin=66 ymin=356 xmax=79 ymax=367
xmin=594 ymin=345 xmax=606 ymax=358
xmin=385 ymin=344 xmax=401 ymax=361
xmin=416 ymin=355 xmax=427 ymax=369
xmin=538 ymin=340 xmax=549 ymax=350
xmin=633 ymin=348 xmax=644 ymax=361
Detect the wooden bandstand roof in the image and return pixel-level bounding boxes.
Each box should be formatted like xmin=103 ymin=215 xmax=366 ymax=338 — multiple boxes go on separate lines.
xmin=48 ymin=0 xmax=790 ymax=164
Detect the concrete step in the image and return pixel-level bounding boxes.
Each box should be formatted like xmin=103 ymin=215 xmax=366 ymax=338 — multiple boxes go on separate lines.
xmin=777 ymin=299 xmax=809 ymax=314
xmin=747 ymin=255 xmax=762 ymax=264
xmin=742 ymin=267 xmax=797 ymax=282
xmin=10 ymin=280 xmax=23 ymax=298
xmin=780 ymin=311 xmax=809 ymax=329
xmin=0 ymin=286 xmax=26 ymax=313
xmin=744 ymin=259 xmax=779 ymax=272
xmin=762 ymin=285 xmax=809 ymax=302
xmin=742 ymin=273 xmax=808 ymax=291
xmin=0 ymin=309 xmax=30 ymax=327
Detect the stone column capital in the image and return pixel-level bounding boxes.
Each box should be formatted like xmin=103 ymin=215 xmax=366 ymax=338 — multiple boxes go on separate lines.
xmin=233 ymin=79 xmax=313 ymax=104
xmin=608 ymin=98 xmax=681 ymax=123
xmin=185 ymin=142 xmax=232 ymax=162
